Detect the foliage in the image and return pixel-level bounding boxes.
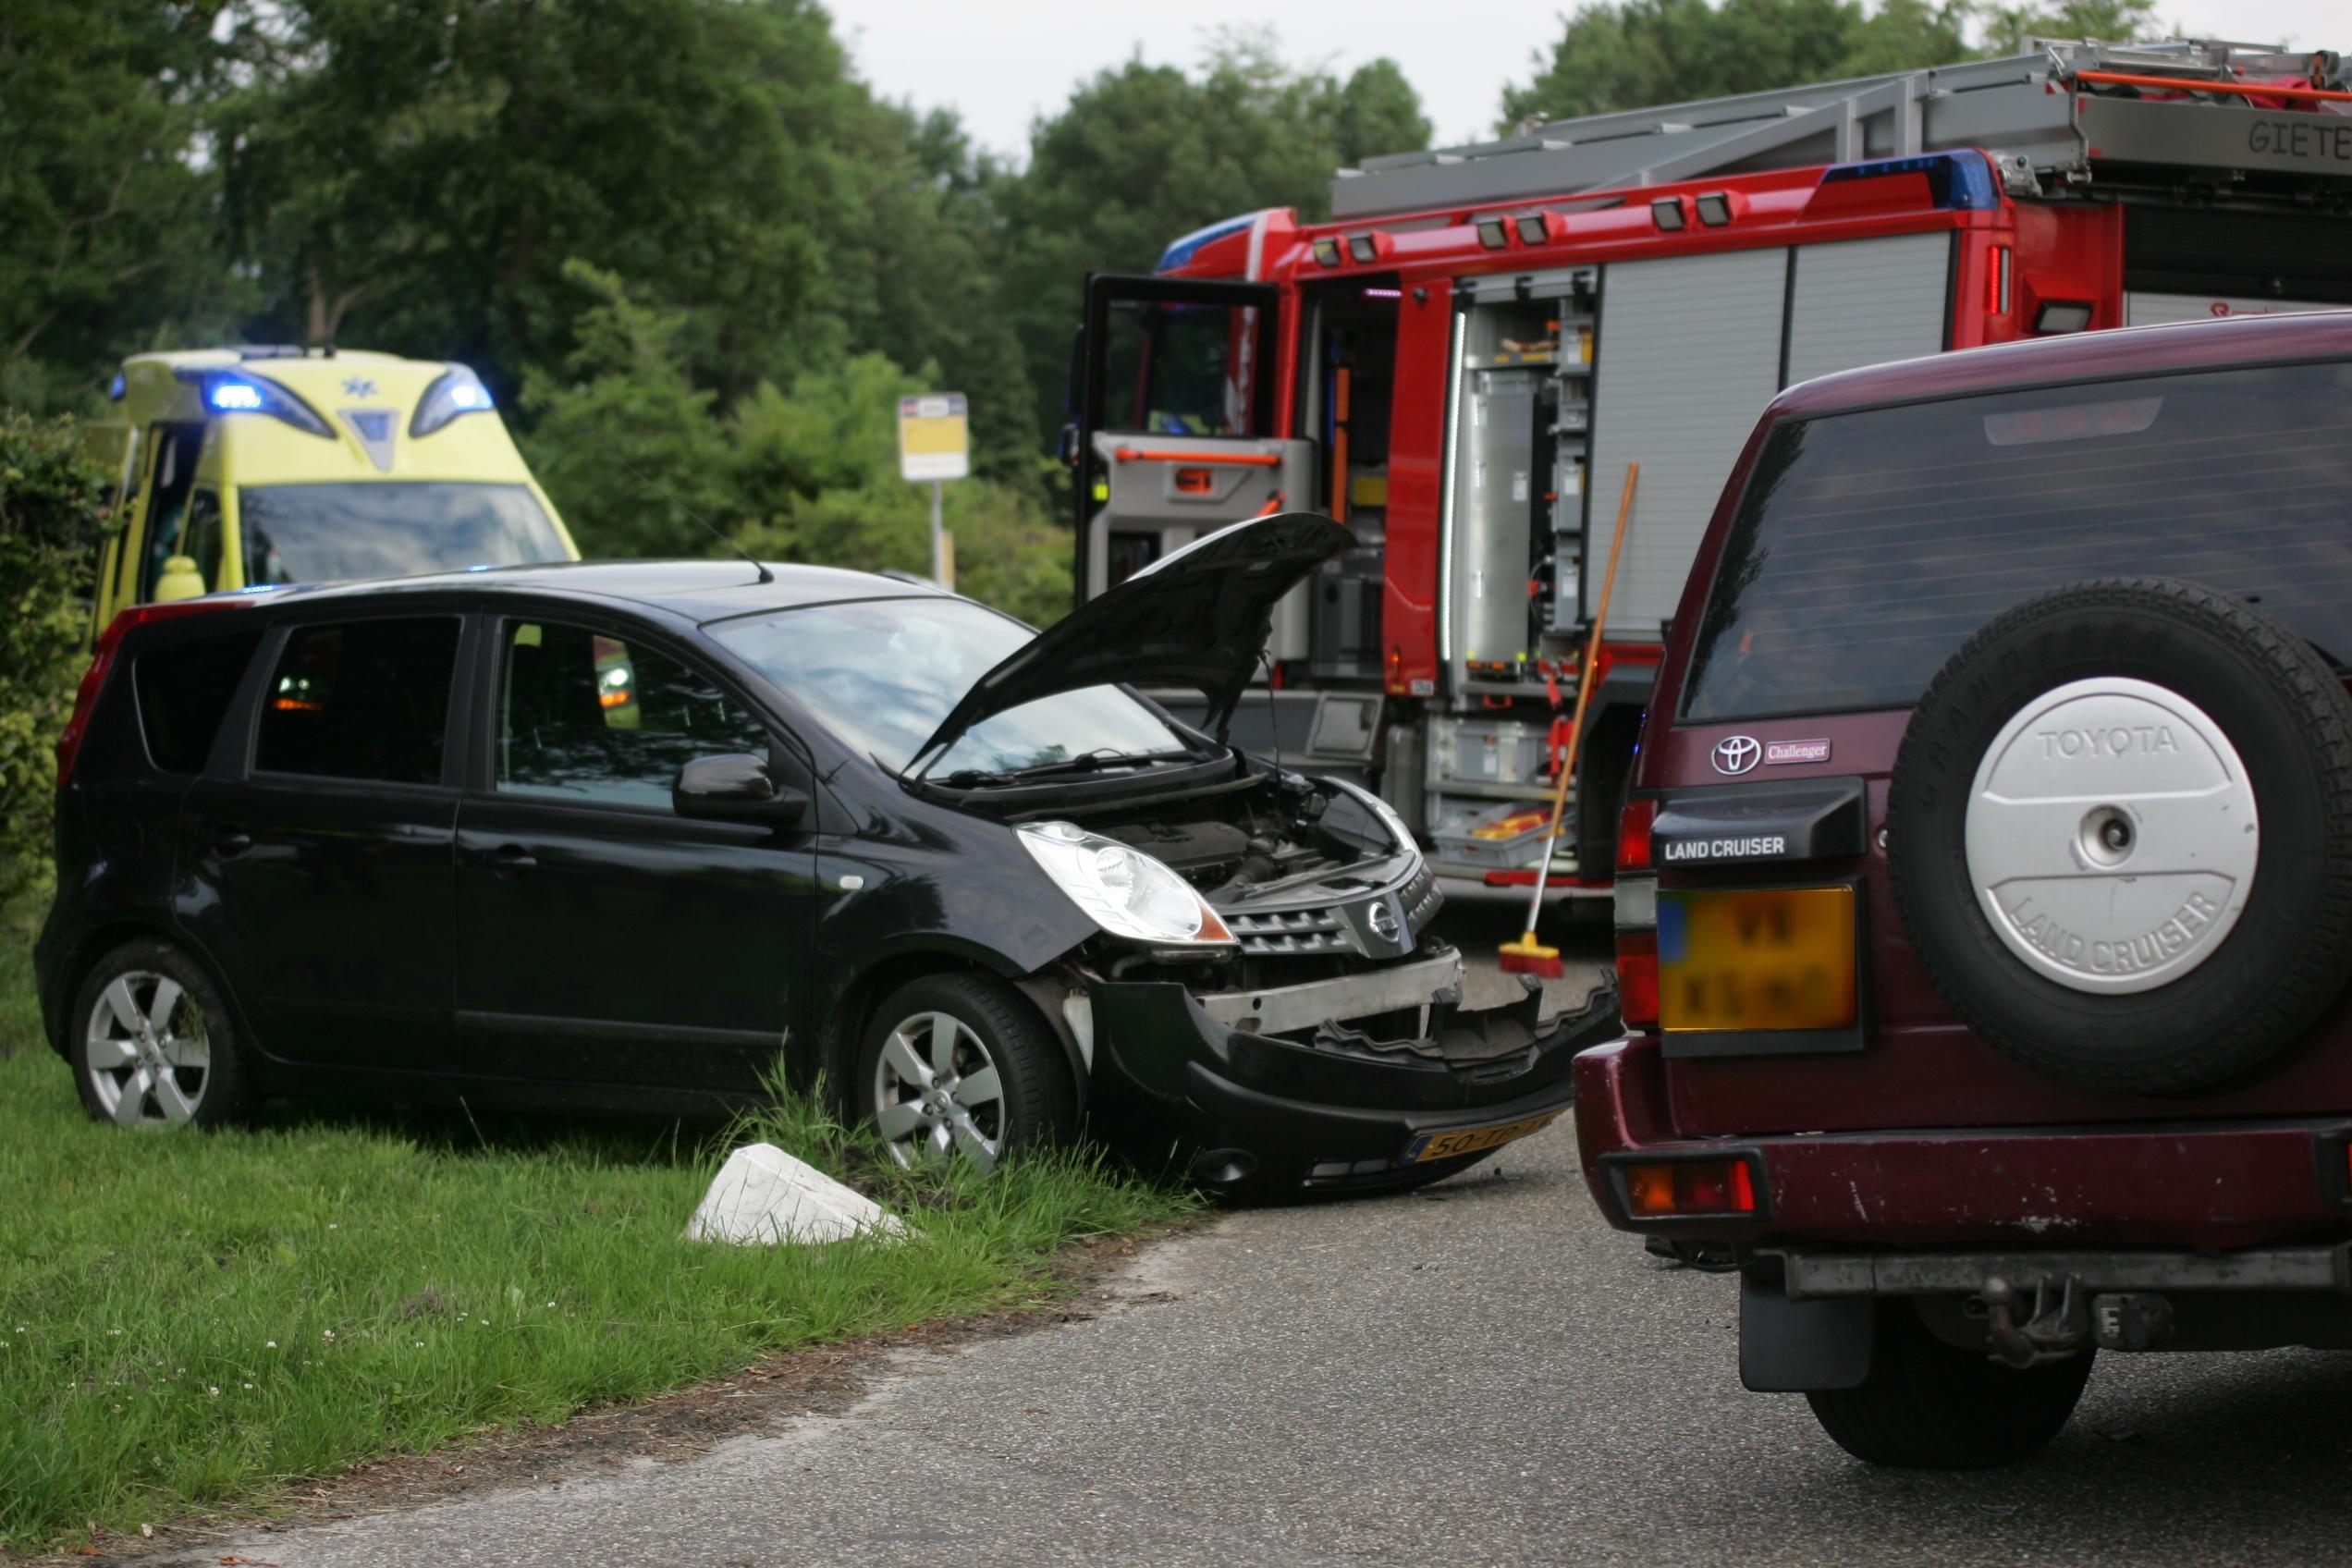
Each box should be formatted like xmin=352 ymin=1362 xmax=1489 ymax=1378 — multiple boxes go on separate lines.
xmin=516 ymin=263 xmax=736 ymax=562
xmin=0 ymin=1 xmax=250 ymax=410
xmin=1501 ymin=0 xmax=2160 ymax=127
xmin=214 ymin=0 xmax=865 ymax=408
xmin=0 ymin=916 xmax=1193 ymax=1552
xmin=0 ymin=416 xmax=108 ymax=903
xmin=524 ymin=272 xmax=1072 ymax=625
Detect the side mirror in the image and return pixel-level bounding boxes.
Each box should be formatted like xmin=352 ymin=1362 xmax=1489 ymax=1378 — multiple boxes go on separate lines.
xmin=673 ymin=753 xmax=808 ymax=825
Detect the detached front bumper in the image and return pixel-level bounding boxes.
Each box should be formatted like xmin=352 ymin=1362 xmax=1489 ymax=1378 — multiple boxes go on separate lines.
xmin=1084 ymin=943 xmax=1622 ymax=1196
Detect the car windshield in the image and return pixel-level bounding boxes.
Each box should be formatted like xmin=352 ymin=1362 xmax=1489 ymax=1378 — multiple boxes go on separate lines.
xmin=239 ymin=483 xmax=570 ymax=585
xmin=1681 ymin=360 xmax=2352 ymax=722
xmin=708 ymin=596 xmax=1195 ymax=777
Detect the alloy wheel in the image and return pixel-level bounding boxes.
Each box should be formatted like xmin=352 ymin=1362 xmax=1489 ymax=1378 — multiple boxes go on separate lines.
xmin=871 ymin=1011 xmax=1006 ymax=1171
xmin=83 ymin=970 xmax=211 ymax=1128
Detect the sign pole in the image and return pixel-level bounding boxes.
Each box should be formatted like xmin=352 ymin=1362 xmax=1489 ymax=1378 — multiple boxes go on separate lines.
xmin=930 ymin=480 xmax=945 ymax=585
xmin=898 ymin=392 xmax=969 ymax=589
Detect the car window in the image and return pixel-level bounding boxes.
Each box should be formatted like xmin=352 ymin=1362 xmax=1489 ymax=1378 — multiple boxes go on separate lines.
xmin=240 ymin=483 xmax=569 ymax=585
xmin=253 ymin=618 xmax=460 ymax=785
xmin=497 ymin=620 xmax=769 ymax=811
xmin=1680 ymin=360 xmax=2352 ymax=722
xmin=134 ymin=425 xmax=206 ymax=600
xmin=708 ymin=596 xmax=1191 ymax=776
xmin=135 ymin=627 xmax=262 ymax=773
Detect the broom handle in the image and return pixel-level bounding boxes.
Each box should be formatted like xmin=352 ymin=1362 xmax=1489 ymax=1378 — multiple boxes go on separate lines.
xmin=1521 ymin=461 xmax=1638 ymax=930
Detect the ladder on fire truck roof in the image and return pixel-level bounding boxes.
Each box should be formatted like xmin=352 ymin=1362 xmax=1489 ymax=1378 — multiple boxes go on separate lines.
xmin=1331 ymin=39 xmax=2351 ymax=221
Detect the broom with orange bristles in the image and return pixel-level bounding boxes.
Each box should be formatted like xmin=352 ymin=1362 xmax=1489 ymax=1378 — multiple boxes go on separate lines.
xmin=1499 ymin=461 xmax=1638 ymax=978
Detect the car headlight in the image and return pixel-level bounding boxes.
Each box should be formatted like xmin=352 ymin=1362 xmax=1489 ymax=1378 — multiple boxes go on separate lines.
xmin=1333 ymin=780 xmax=1421 ymax=857
xmin=1017 ymin=822 xmax=1236 ymax=954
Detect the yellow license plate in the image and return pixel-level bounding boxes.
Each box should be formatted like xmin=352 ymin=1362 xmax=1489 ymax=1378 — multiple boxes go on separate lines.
xmin=1401 ymin=1109 xmax=1564 ymax=1165
xmin=1659 ymin=886 xmax=1857 ymax=1033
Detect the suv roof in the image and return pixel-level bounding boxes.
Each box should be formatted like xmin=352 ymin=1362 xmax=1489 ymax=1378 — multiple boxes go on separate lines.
xmin=1773 ymin=307 xmax=2352 ymax=421
xmin=211 ymin=558 xmax=952 ymax=627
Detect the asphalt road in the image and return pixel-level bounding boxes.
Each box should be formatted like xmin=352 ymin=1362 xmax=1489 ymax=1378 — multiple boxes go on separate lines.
xmin=190 ymin=885 xmax=2352 ymax=1567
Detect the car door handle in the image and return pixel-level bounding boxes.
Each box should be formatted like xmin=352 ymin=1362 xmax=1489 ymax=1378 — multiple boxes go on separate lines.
xmin=489 ymin=844 xmax=536 ymax=877
xmin=211 ymin=826 xmax=252 ymax=857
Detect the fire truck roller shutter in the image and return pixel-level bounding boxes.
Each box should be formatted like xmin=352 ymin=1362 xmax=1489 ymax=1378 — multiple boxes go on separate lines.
xmin=1586 ymin=249 xmax=1789 ymax=643
xmin=1782 ymin=233 xmax=1954 ymax=385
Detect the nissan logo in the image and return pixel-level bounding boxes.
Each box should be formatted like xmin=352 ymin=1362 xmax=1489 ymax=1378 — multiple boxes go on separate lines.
xmin=1711 ymin=735 xmax=1761 ymax=776
xmin=1367 ymin=901 xmax=1401 ymax=940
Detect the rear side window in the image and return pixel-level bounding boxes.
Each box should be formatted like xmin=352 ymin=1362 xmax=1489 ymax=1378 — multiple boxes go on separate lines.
xmin=134 ymin=629 xmax=262 ymax=773
xmin=254 ymin=618 xmax=460 ymax=785
xmin=1682 ymin=360 xmax=2352 ymax=721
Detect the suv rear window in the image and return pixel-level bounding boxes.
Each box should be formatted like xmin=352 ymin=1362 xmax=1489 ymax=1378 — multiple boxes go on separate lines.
xmin=1681 ymin=359 xmax=2352 ymax=722
xmin=135 ymin=628 xmax=261 ymax=773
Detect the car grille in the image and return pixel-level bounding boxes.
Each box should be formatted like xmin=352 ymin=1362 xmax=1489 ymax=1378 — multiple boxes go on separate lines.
xmin=1227 ymin=907 xmax=1352 ymax=956
xmin=1226 ymin=864 xmax=1442 ymax=959
xmin=1401 ymin=864 xmax=1439 ymax=937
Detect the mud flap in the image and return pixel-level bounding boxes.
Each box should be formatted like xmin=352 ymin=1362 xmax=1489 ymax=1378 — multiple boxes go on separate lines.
xmin=1739 ymin=1273 xmax=1874 ymax=1392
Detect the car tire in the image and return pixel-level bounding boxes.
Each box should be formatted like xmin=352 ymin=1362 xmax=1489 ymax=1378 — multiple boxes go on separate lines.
xmin=70 ymin=939 xmax=259 ymax=1129
xmin=855 ymin=973 xmax=1077 ymax=1171
xmin=1805 ymin=1300 xmax=2094 ymax=1469
xmin=1888 ymin=577 xmax=2352 ymax=1096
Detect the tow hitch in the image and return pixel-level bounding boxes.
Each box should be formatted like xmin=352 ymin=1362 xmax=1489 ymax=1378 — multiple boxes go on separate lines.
xmin=1978 ymin=1276 xmax=2181 ymax=1363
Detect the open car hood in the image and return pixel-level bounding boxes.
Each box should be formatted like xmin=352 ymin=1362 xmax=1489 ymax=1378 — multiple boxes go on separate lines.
xmin=913 ymin=511 xmax=1354 ymax=769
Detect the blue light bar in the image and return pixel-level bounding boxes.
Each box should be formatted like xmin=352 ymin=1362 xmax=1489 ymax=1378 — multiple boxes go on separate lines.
xmin=1157 ymin=212 xmax=1258 ymax=274
xmin=209 ymin=380 xmax=265 ymax=411
xmin=1816 ymin=150 xmax=1999 ymax=211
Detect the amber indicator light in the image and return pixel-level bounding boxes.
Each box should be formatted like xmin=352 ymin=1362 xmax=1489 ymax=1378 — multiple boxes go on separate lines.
xmin=1623 ymin=1158 xmax=1758 ymax=1218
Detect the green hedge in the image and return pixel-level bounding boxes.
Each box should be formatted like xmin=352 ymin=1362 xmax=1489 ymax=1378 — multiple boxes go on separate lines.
xmin=0 ymin=412 xmax=108 ymax=904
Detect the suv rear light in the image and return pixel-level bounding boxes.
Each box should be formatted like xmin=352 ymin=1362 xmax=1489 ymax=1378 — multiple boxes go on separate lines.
xmin=1615 ymin=1155 xmax=1759 ymax=1219
xmin=57 ymin=598 xmax=260 ymax=787
xmin=1614 ymin=797 xmax=1660 ymax=1025
xmin=1617 ymin=797 xmax=1655 ymax=873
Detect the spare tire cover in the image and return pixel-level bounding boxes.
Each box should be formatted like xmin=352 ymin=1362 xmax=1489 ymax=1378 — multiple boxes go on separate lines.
xmin=1889 ymin=578 xmax=2352 ymax=1096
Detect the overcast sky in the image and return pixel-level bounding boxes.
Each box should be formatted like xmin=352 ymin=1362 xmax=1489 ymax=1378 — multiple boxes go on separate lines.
xmin=839 ymin=0 xmax=2346 ymax=160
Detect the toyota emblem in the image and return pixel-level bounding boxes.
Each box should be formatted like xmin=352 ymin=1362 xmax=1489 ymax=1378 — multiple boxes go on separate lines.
xmin=1711 ymin=735 xmax=1761 ymax=776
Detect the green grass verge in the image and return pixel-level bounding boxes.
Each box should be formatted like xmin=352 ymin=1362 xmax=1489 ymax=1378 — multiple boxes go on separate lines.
xmin=0 ymin=914 xmax=1194 ymax=1552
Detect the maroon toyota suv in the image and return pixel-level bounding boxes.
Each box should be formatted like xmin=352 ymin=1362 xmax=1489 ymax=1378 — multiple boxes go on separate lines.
xmin=1579 ymin=309 xmax=2352 ymax=1468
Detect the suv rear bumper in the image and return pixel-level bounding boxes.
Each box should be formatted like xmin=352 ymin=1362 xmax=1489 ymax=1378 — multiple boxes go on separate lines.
xmin=1575 ymin=1033 xmax=2352 ymax=1249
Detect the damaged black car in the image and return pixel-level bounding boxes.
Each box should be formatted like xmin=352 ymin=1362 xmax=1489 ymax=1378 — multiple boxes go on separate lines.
xmin=37 ymin=512 xmax=1611 ymax=1199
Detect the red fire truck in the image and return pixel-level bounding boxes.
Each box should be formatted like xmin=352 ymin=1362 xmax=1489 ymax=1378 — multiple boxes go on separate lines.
xmin=1065 ymin=38 xmax=2352 ymax=885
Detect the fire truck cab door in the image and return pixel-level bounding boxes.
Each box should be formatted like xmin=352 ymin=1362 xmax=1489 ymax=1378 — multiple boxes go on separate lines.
xmin=1072 ymin=275 xmax=1313 ymax=647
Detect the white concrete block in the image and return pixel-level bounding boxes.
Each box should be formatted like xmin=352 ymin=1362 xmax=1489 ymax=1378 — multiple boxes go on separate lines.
xmin=684 ymin=1142 xmax=909 ymax=1246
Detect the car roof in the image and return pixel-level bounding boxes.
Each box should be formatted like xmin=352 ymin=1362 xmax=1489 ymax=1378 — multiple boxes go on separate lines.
xmin=238 ymin=558 xmax=955 ymax=625
xmin=1770 ymin=309 xmax=2352 ymax=421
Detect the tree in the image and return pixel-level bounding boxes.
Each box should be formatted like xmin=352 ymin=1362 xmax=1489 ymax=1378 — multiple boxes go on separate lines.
xmin=1501 ymin=0 xmax=1971 ymax=129
xmin=1501 ymin=0 xmax=2160 ymax=130
xmin=524 ymin=270 xmax=1072 ymax=621
xmin=990 ymin=30 xmax=1432 ymax=455
xmin=217 ymin=0 xmax=866 ymax=407
xmin=1978 ymin=0 xmax=2158 ymax=55
xmin=518 ymin=263 xmax=734 ymax=561
xmin=0 ymin=1 xmax=246 ymax=410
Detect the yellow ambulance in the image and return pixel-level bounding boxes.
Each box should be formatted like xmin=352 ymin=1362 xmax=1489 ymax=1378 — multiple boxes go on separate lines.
xmin=92 ymin=347 xmax=579 ymax=633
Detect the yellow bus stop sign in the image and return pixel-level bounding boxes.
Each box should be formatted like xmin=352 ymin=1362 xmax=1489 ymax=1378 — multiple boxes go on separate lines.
xmin=898 ymin=394 xmax=969 ymax=483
